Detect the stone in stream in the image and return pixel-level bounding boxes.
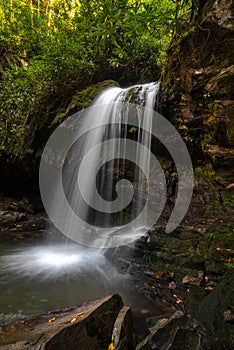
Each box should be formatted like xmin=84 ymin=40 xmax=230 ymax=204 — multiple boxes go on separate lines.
xmin=0 ymin=294 xmax=136 ymax=350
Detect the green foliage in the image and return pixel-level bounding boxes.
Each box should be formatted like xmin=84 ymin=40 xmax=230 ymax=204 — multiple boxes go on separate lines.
xmin=0 ymin=0 xmax=194 ymax=158
xmin=194 ymin=163 xmax=216 ymax=180
xmin=202 ymin=226 xmax=234 ymax=269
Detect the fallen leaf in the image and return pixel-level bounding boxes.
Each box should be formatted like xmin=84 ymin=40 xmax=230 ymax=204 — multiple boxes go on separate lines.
xmin=172 ymin=293 xmax=183 ymax=304
xmin=70 ymin=312 xmax=85 ymax=323
xmin=205 ymin=286 xmax=214 ymax=291
xmin=176 ymin=298 xmax=183 ymax=304
xmin=108 ymin=343 xmax=114 ymax=350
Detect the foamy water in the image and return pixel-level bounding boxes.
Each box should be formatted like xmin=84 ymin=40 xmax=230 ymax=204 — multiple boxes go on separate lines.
xmin=0 ymin=243 xmax=124 ymax=281
xmin=0 ymin=242 xmax=129 ymax=325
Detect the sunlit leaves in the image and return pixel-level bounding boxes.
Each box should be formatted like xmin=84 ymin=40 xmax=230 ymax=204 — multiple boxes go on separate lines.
xmin=0 ymin=0 xmax=194 ymax=157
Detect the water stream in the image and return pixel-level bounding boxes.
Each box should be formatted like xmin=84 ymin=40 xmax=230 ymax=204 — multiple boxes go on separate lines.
xmin=40 ymin=81 xmax=164 ymax=248
xmin=0 ymin=83 xmax=164 ymax=328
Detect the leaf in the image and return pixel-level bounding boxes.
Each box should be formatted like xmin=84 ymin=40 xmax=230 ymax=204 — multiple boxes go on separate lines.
xmin=108 ymin=343 xmax=114 ymax=350
xmin=48 ymin=317 xmax=56 ymax=323
xmin=205 ymin=286 xmax=214 ymax=291
xmin=70 ymin=312 xmax=84 ymax=323
xmin=172 ymin=293 xmax=183 ymax=304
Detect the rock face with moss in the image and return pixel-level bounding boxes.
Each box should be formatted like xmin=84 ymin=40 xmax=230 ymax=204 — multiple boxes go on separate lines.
xmin=162 ymin=0 xmax=234 ymax=179
xmin=52 ymin=80 xmax=119 ymax=126
xmin=0 ymin=80 xmax=118 ymax=194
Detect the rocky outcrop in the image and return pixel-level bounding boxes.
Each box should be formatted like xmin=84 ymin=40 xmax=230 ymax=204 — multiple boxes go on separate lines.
xmin=0 ymin=80 xmax=118 ymax=196
xmin=162 ymin=0 xmax=234 ymax=177
xmin=196 ymin=269 xmax=234 ymax=349
xmin=0 ymin=294 xmax=137 ymax=350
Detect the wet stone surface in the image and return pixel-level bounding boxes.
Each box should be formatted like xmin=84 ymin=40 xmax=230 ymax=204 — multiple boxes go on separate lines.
xmin=0 ymin=193 xmax=234 ymax=349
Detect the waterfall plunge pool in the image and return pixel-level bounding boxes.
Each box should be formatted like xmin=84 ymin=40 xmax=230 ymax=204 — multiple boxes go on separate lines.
xmin=0 ymin=82 xmax=171 ymax=333
xmin=0 ymin=240 xmax=167 ymax=335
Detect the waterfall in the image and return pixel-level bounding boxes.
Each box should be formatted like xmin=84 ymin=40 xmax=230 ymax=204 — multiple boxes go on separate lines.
xmin=40 ymin=82 xmax=167 ymax=249
xmin=0 ymin=82 xmax=194 ymax=326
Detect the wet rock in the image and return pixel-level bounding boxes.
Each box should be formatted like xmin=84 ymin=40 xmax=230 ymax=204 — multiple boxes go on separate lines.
xmin=112 ymin=306 xmax=136 ymax=350
xmin=182 ymin=271 xmax=205 ymax=286
xmin=0 ymin=294 xmax=126 ymax=350
xmin=154 ymin=271 xmax=175 ymax=281
xmin=136 ymin=311 xmax=205 ymax=350
xmin=204 ymin=259 xmax=226 ymax=276
xmin=0 ymin=212 xmax=27 ymax=229
xmin=134 ymin=225 xmax=206 ymax=273
xmin=196 ymin=269 xmax=234 ymax=349
xmin=4 ymin=194 xmax=44 ymax=214
xmin=7 ymin=196 xmax=35 ymax=214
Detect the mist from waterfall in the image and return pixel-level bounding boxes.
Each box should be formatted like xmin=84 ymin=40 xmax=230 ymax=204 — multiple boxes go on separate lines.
xmin=57 ymin=82 xmax=161 ymax=248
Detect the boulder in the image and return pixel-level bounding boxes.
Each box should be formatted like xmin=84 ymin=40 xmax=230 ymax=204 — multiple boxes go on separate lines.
xmin=0 ymin=294 xmax=135 ymax=350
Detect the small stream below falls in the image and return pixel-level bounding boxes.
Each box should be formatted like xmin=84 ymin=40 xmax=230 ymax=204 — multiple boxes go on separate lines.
xmin=0 ymin=240 xmax=167 ymax=335
xmin=1 ymin=82 xmax=170 ymax=336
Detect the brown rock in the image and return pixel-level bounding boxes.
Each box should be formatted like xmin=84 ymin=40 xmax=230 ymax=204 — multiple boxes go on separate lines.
xmin=0 ymin=294 xmax=124 ymax=350
xmin=112 ymin=306 xmax=136 ymax=350
xmin=154 ymin=271 xmax=175 ymax=281
xmin=182 ymin=271 xmax=204 ymax=286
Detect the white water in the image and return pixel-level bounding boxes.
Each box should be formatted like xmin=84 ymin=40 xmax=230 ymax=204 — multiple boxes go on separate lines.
xmin=0 ymin=242 xmax=129 ymax=325
xmin=48 ymin=82 xmax=161 ymax=248
xmin=0 ymin=83 xmax=162 ymax=325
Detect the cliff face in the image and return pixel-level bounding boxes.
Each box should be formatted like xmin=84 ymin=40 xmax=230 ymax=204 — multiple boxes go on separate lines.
xmin=163 ymin=0 xmax=234 ymax=178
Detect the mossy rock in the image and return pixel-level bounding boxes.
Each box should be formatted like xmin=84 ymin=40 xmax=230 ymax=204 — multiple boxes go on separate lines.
xmin=161 ymin=0 xmax=234 ymax=174
xmin=52 ymin=80 xmax=119 ymax=126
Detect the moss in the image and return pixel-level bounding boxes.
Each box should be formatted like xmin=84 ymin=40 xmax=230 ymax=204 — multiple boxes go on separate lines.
xmin=199 ymin=222 xmax=234 ymax=270
xmin=52 ymin=80 xmax=118 ymax=126
xmin=194 ymin=163 xmax=217 ymax=181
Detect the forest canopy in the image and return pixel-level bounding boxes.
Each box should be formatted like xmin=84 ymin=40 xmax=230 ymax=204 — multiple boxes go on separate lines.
xmin=0 ymin=0 xmax=196 ymax=157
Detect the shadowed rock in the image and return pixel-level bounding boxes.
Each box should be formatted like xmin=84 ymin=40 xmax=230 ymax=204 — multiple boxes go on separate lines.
xmin=0 ymin=294 xmax=130 ymax=350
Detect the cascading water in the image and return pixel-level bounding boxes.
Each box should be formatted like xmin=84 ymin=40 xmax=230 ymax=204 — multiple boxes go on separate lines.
xmin=0 ymin=82 xmax=166 ymax=325
xmin=40 ymin=82 xmax=165 ymax=249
